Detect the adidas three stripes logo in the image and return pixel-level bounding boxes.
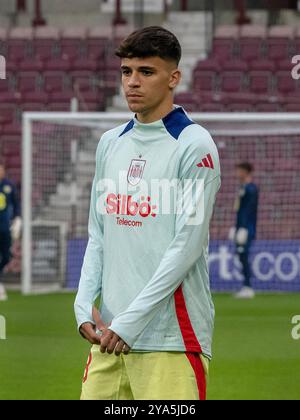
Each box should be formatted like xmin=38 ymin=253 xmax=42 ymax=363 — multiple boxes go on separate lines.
xmin=197 ymin=154 xmax=214 ymax=170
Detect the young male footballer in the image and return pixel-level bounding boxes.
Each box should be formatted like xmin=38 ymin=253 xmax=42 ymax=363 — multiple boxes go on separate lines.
xmin=74 ymin=26 xmax=221 ymax=400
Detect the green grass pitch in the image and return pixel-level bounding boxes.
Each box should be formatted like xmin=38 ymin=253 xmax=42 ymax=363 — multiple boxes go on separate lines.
xmin=0 ymin=292 xmax=299 ymax=400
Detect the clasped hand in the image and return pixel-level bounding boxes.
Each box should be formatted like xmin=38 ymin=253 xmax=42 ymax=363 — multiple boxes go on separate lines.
xmin=79 ymin=307 xmax=130 ymax=356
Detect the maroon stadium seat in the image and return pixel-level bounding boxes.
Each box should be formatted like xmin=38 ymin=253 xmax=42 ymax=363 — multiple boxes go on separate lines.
xmin=46 ymin=102 xmax=72 ymax=112
xmin=212 ymin=39 xmax=236 ymax=62
xmin=0 ymin=77 xmax=21 ymax=102
xmin=6 ymin=27 xmax=33 ymax=62
xmin=212 ymin=25 xmax=239 ymax=62
xmin=2 ymin=121 xmax=22 ymax=135
xmin=223 ymin=60 xmax=248 ymax=72
xmin=0 ymin=103 xmax=17 ymax=125
xmin=221 ymin=71 xmax=246 ymax=93
xmin=1 ymin=136 xmax=20 ymax=155
xmin=195 ymin=58 xmax=221 ymax=72
xmin=43 ymin=57 xmax=71 ymax=71
xmin=33 ymin=39 xmax=58 ymax=61
xmin=199 ymin=103 xmax=225 ymax=112
xmin=78 ymin=91 xmax=106 ymax=112
xmin=224 ymin=92 xmax=256 ymax=105
xmin=17 ymin=71 xmax=40 ymax=92
xmin=282 ymin=94 xmax=300 ymax=106
xmin=33 ymin=26 xmax=60 ymax=61
xmin=0 ymin=92 xmax=21 ymax=103
xmin=239 ymin=38 xmax=264 ymax=62
xmin=102 ymin=70 xmax=121 ymax=94
xmin=70 ymin=71 xmax=94 ymax=91
xmin=266 ymin=27 xmax=294 ymax=62
xmin=86 ymin=39 xmax=107 ymax=60
xmin=255 ymin=103 xmax=281 ymax=112
xmin=6 ymin=39 xmax=31 ymax=62
xmin=59 ymin=40 xmax=82 ymax=60
xmin=194 ymin=59 xmax=221 ymax=91
xmin=227 ymin=102 xmax=254 ymax=112
xmin=249 ymin=71 xmax=273 ymax=94
xmin=219 ymin=60 xmax=248 ymax=93
xmin=21 ymin=101 xmax=47 ymax=112
xmin=21 ymin=91 xmax=48 ymax=104
xmin=266 ymin=38 xmax=291 ymax=61
xmin=106 ymin=56 xmax=121 ymax=70
xmin=59 ymin=28 xmax=87 ymax=60
xmin=277 ymin=59 xmax=295 ymax=71
xmin=175 ymin=93 xmax=199 ymax=112
xmin=249 ymin=59 xmax=275 ymax=72
xmin=283 ymin=103 xmax=300 ymax=112
xmin=71 ymin=57 xmax=101 ymax=72
xmin=49 ymin=91 xmax=74 ymax=102
xmin=43 ymin=71 xmax=68 ymax=93
xmin=193 ymin=70 xmax=218 ymax=92
xmin=276 ymin=71 xmax=299 ymax=94
xmin=19 ymin=58 xmax=44 ymax=72
xmin=178 ymin=102 xmax=199 ymax=113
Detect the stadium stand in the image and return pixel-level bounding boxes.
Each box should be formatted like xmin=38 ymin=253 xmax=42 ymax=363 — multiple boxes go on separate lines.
xmin=1 ymin=1 xmax=300 ymax=286
xmin=0 ymin=25 xmax=124 ymax=190
xmin=175 ymin=24 xmax=300 ymax=112
xmin=1 ymin=20 xmax=300 ymax=188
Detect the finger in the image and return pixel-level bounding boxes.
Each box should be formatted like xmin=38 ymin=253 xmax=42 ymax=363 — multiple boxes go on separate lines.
xmin=106 ymin=334 xmax=120 ymax=354
xmin=100 ymin=330 xmax=114 ymax=353
xmin=81 ymin=325 xmax=101 ymax=345
xmin=123 ymin=345 xmax=130 ymax=355
xmin=83 ymin=330 xmax=100 ymax=345
xmin=79 ymin=327 xmax=88 ymax=340
xmin=80 ymin=323 xmax=94 ymax=334
xmin=80 ymin=325 xmax=93 ymax=341
xmin=89 ymin=332 xmax=101 ymax=345
xmin=114 ymin=340 xmax=125 ymax=356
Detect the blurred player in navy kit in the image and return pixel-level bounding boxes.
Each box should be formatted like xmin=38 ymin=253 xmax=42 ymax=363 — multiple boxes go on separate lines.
xmin=0 ymin=162 xmax=22 ymax=301
xmin=229 ymin=163 xmax=259 ymax=299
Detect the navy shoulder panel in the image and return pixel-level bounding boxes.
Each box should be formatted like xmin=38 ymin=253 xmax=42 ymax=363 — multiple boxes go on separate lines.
xmin=119 ymin=120 xmax=134 ymax=138
xmin=163 ymin=107 xmax=195 ymax=140
xmin=247 ymin=183 xmax=259 ymax=194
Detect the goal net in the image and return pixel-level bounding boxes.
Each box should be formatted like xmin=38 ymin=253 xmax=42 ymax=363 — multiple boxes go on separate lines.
xmin=22 ymin=112 xmax=300 ymax=294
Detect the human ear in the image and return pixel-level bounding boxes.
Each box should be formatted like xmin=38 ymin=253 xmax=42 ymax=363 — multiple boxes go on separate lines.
xmin=169 ymin=69 xmax=181 ymax=89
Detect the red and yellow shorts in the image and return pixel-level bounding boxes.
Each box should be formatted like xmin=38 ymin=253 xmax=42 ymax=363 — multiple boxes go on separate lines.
xmin=81 ymin=345 xmax=209 ymax=400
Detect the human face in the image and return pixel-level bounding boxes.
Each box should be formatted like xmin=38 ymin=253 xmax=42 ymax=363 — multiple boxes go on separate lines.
xmin=121 ymin=56 xmax=181 ymax=123
xmin=0 ymin=165 xmax=5 ymax=181
xmin=237 ymin=168 xmax=249 ymax=184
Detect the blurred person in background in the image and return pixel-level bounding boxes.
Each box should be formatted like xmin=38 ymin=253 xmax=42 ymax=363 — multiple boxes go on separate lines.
xmin=0 ymin=161 xmax=22 ymax=301
xmin=229 ymin=163 xmax=259 ymax=299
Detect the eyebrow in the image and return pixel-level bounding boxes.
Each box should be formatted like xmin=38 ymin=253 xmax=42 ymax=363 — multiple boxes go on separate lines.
xmin=121 ymin=65 xmax=156 ymax=71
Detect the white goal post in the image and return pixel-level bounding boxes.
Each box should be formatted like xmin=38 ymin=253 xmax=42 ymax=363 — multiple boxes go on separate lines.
xmin=22 ymin=112 xmax=300 ymax=295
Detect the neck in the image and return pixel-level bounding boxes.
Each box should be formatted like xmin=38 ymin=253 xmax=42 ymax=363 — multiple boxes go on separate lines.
xmin=136 ymin=99 xmax=174 ymax=124
xmin=244 ymin=176 xmax=252 ymax=184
